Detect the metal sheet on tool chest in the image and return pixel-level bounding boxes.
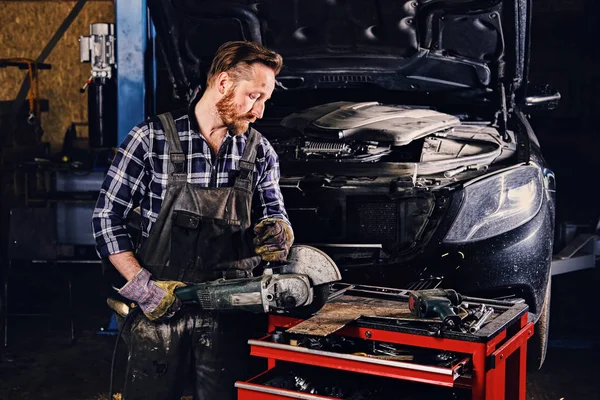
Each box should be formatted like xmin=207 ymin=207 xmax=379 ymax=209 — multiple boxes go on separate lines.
xmin=287 ymin=295 xmax=416 ymax=336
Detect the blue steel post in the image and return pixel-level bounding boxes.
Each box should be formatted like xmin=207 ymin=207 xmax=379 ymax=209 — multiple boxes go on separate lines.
xmin=116 ymin=0 xmax=148 ymax=145
xmin=100 ymin=0 xmax=152 ymax=336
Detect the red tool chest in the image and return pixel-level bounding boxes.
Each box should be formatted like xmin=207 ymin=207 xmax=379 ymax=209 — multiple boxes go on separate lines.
xmin=236 ymin=284 xmax=533 ymax=400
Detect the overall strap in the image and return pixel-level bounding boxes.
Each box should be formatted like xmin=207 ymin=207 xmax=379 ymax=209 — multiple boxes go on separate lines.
xmin=234 ymin=128 xmax=262 ymax=192
xmin=157 ymin=112 xmax=186 ymax=182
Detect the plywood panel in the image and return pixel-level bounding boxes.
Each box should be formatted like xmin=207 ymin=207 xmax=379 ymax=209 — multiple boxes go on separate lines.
xmin=0 ymin=1 xmax=115 ymax=152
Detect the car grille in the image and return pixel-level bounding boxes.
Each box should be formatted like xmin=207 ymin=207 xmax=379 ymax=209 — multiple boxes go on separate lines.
xmin=346 ymin=196 xmax=434 ymax=250
xmin=347 ymin=200 xmax=399 ymax=245
xmin=288 ymin=194 xmax=435 ymax=254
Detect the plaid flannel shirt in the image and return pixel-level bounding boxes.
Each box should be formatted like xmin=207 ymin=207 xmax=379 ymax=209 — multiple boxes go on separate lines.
xmin=92 ymin=108 xmax=289 ymax=259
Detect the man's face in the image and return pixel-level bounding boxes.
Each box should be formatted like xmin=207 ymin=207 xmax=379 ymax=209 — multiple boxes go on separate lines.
xmin=216 ymin=63 xmax=276 ymax=135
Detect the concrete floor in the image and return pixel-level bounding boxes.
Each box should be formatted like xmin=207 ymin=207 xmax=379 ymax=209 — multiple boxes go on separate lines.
xmin=0 ymin=266 xmax=598 ymax=400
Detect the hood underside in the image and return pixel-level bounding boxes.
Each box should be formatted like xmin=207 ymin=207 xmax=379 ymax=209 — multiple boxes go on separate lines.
xmin=148 ymin=0 xmax=529 ymax=102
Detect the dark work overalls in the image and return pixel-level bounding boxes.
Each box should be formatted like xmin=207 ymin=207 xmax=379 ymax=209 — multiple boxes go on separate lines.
xmin=121 ymin=112 xmax=265 ymax=400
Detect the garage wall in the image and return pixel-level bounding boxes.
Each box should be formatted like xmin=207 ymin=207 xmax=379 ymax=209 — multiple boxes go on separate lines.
xmin=0 ymin=1 xmax=115 ymax=152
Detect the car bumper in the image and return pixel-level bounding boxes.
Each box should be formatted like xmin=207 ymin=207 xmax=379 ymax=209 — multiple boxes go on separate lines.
xmin=338 ymin=187 xmax=555 ymax=321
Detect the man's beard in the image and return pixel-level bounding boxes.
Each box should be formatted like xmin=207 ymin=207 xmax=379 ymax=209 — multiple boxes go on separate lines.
xmin=215 ymin=88 xmax=255 ymax=135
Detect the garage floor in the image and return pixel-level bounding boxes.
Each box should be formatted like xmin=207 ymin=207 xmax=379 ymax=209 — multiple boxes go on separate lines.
xmin=0 ymin=265 xmax=598 ymax=400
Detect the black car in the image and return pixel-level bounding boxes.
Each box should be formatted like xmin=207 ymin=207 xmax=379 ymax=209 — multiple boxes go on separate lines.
xmin=148 ymin=0 xmax=558 ymax=368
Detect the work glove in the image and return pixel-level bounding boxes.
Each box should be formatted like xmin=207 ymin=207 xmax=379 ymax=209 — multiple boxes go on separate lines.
xmin=213 ymin=256 xmax=262 ymax=279
xmin=253 ymin=218 xmax=294 ymax=263
xmin=118 ymin=268 xmax=186 ymax=321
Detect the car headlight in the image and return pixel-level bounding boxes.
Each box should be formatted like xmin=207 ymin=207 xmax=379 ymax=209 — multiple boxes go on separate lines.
xmin=443 ymin=165 xmax=543 ymax=243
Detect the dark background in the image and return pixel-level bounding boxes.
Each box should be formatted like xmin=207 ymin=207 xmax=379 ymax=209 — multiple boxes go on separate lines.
xmin=528 ymin=0 xmax=600 ymax=230
xmin=1 ymin=0 xmax=600 ymax=399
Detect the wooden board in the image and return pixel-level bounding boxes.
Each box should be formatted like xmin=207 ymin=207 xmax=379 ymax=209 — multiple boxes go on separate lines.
xmin=0 ymin=2 xmax=115 ymax=152
xmin=288 ymin=295 xmax=424 ymax=336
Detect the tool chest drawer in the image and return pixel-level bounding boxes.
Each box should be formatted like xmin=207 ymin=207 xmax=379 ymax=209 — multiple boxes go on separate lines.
xmin=236 ymin=367 xmax=339 ymax=400
xmin=240 ymin=287 xmax=534 ymax=400
xmin=248 ymin=333 xmax=471 ymax=387
xmin=236 ymin=363 xmax=470 ymax=399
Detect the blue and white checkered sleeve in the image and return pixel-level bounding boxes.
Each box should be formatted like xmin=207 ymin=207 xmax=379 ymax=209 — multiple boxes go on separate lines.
xmin=92 ymin=123 xmax=151 ymax=258
xmin=253 ymin=139 xmax=290 ymax=226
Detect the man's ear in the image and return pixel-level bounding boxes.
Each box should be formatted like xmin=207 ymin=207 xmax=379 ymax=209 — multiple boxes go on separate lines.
xmin=215 ymin=72 xmax=232 ymax=95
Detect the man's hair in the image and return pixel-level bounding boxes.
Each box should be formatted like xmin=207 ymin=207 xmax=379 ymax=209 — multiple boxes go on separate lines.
xmin=206 ymin=41 xmax=283 ymax=88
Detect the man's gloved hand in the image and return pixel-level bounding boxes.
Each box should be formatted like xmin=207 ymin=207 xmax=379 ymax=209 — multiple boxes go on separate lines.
xmin=253 ymin=218 xmax=294 ymax=263
xmin=118 ymin=268 xmax=186 ymax=321
xmin=214 ymin=256 xmax=262 ymax=279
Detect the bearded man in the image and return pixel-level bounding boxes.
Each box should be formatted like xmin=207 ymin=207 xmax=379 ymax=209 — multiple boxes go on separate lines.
xmin=92 ymin=41 xmax=294 ymax=399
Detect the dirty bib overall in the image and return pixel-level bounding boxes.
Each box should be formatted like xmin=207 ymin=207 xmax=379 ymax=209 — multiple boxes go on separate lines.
xmin=121 ymin=113 xmax=264 ymax=400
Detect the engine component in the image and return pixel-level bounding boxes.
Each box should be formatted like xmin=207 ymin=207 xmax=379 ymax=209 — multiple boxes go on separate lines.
xmin=301 ymin=141 xmax=352 ymax=156
xmin=300 ymin=140 xmax=392 ymax=162
xmin=282 ymin=102 xmax=460 ymax=146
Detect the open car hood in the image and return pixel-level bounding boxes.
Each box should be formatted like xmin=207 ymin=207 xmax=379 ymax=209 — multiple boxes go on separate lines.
xmin=148 ymin=0 xmax=531 ymax=103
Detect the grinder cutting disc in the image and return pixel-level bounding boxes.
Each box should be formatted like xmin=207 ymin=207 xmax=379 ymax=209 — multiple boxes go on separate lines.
xmin=279 ymin=245 xmax=342 ymax=317
xmin=281 ymin=245 xmax=342 ymax=286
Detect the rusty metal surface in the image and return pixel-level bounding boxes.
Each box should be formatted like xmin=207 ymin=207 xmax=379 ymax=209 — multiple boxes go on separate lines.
xmin=287 ymin=295 xmax=417 ymax=336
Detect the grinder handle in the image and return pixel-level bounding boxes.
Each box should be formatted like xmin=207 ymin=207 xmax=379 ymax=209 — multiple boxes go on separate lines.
xmin=174 ymin=286 xmax=199 ymax=304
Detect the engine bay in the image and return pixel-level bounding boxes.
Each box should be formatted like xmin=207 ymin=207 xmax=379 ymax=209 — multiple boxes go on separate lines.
xmin=266 ymin=102 xmax=516 ymax=179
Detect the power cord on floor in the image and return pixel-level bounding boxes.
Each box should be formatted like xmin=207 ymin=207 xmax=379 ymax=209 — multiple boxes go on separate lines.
xmin=109 ymin=307 xmax=140 ymax=400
